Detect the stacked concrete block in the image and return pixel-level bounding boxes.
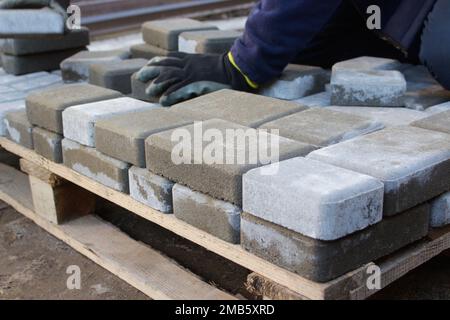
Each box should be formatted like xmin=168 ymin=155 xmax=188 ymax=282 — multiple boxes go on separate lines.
xmin=4 ymin=110 xmax=34 ymax=149
xmin=294 ymin=91 xmax=331 ymax=107
xmin=62 ymin=97 xmax=158 ymax=147
xmin=95 ymin=108 xmax=199 ymax=167
xmin=0 ymin=100 xmax=25 ymax=135
xmin=243 ymin=158 xmax=384 ymax=241
xmin=241 ymin=204 xmax=429 ymax=282
xmin=308 ymin=126 xmax=450 ymax=216
xmin=411 ymin=110 xmax=450 ymax=135
xmin=146 ymin=119 xmax=317 ymax=206
xmin=178 ymin=30 xmax=241 ymax=54
xmin=430 ymin=193 xmax=450 ymax=228
xmin=330 ymin=56 xmax=406 ymax=107
xmin=62 ymin=138 xmax=131 ymax=193
xmin=1 ymin=47 xmax=85 ymax=75
xmin=129 ymin=166 xmax=174 ymax=213
xmin=89 ymin=59 xmax=147 ymax=94
xmin=259 ymin=65 xmax=330 ymax=100
xmin=33 ymin=127 xmax=63 ymax=163
xmin=0 ymin=8 xmax=65 ymax=37
xmin=260 ymin=108 xmax=384 ymax=147
xmin=26 ymin=84 xmax=122 ymax=134
xmin=60 ymin=49 xmax=131 ymax=82
xmin=171 ymin=89 xmax=307 ymax=128
xmin=130 ymin=43 xmax=173 ymax=60
xmin=142 ymin=18 xmax=218 ymax=51
xmin=173 ymin=184 xmax=242 ymax=243
xmin=131 ymin=72 xmax=159 ymax=103
xmin=327 ymin=106 xmax=427 ymax=127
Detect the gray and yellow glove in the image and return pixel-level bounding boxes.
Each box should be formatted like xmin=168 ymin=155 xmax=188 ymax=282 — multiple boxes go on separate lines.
xmin=136 ymin=52 xmax=258 ymax=106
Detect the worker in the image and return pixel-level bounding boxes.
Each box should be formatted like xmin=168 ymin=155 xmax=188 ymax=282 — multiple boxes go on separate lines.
xmin=136 ymin=0 xmax=449 ymax=106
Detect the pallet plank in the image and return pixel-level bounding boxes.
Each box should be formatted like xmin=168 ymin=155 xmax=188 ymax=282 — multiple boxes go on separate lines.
xmin=0 ymin=163 xmax=234 ymax=300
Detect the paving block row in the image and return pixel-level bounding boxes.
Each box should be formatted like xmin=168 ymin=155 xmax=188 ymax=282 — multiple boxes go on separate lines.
xmin=142 ymin=18 xmax=218 ymax=51
xmin=89 ymin=59 xmax=148 ymax=94
xmin=33 ymin=127 xmax=63 ymax=163
xmin=62 ymin=97 xmax=158 ymax=147
xmin=178 ymin=30 xmax=241 ymax=54
xmin=60 ymin=49 xmax=131 ymax=82
xmin=259 ymin=64 xmax=330 ymax=101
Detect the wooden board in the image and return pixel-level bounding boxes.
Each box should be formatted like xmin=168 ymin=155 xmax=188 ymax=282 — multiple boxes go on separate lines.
xmin=0 ymin=163 xmax=234 ymax=300
xmin=2 ymin=138 xmax=450 ymax=300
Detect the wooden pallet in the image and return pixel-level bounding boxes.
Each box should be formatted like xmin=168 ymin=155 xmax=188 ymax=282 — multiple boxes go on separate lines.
xmin=1 ymin=137 xmax=450 ymax=300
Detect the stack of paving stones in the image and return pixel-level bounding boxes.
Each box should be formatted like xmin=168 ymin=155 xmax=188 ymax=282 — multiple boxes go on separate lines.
xmin=60 ymin=49 xmax=131 ymax=83
xmin=0 ymin=7 xmax=89 ymax=75
xmin=131 ymin=18 xmax=218 ymax=102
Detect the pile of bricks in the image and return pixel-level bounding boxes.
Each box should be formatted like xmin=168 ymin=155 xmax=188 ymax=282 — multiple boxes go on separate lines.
xmin=0 ymin=1 xmax=88 ymax=75
xmin=2 ymin=22 xmax=450 ymax=285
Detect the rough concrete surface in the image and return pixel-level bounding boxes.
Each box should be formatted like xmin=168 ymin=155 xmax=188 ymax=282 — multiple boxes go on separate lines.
xmin=293 ymin=91 xmax=331 ymax=107
xmin=241 ymin=204 xmax=430 ymax=283
xmin=142 ymin=18 xmax=218 ymax=51
xmin=26 ymin=83 xmax=122 ymax=134
xmin=173 ymin=184 xmax=242 ymax=244
xmin=411 ymin=110 xmax=450 ymax=135
xmin=129 ymin=166 xmax=174 ymax=213
xmin=178 ymin=30 xmax=241 ymax=54
xmin=260 ymin=108 xmax=384 ymax=147
xmin=308 ymin=126 xmax=450 ymax=216
xmin=243 ymin=157 xmax=384 ymax=241
xmin=95 ymin=108 xmax=198 ymax=167
xmin=0 ymin=100 xmax=25 ymax=136
xmin=62 ymin=97 xmax=157 ymax=147
xmin=146 ymin=119 xmax=317 ymax=206
xmin=171 ymin=89 xmax=307 ymax=128
xmin=89 ymin=59 xmax=148 ymax=94
xmin=62 ymin=138 xmax=131 ymax=193
xmin=0 ymin=8 xmax=64 ymax=37
xmin=32 ymin=127 xmax=63 ymax=163
xmin=4 ymin=110 xmax=34 ymax=149
xmin=60 ymin=49 xmax=131 ymax=82
xmin=130 ymin=43 xmax=173 ymax=60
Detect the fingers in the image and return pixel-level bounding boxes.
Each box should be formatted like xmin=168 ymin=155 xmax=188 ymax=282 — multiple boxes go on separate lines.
xmin=160 ymin=81 xmax=231 ymax=106
xmin=136 ymin=65 xmax=165 ymax=82
xmin=147 ymin=56 xmax=184 ymax=68
xmin=145 ymin=78 xmax=179 ymax=98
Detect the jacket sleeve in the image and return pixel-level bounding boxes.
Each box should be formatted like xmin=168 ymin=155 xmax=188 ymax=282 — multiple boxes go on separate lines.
xmin=230 ymin=0 xmax=343 ymax=84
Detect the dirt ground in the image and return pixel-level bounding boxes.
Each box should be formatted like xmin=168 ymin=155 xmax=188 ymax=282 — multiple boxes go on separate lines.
xmin=1 ymin=200 xmax=450 ymax=300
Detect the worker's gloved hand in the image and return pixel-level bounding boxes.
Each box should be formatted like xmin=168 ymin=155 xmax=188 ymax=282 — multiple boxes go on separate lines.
xmin=0 ymin=0 xmax=67 ymax=20
xmin=136 ymin=52 xmax=258 ymax=106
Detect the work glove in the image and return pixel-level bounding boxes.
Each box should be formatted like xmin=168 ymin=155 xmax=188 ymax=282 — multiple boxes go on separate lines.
xmin=136 ymin=52 xmax=258 ymax=106
xmin=0 ymin=0 xmax=67 ymax=20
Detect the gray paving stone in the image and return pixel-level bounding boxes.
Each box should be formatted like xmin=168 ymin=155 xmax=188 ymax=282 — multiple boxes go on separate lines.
xmin=1 ymin=47 xmax=84 ymax=75
xmin=404 ymin=84 xmax=450 ymax=111
xmin=146 ymin=119 xmax=317 ymax=206
xmin=4 ymin=110 xmax=33 ymax=149
xmin=260 ymin=108 xmax=384 ymax=147
xmin=130 ymin=43 xmax=172 ymax=60
xmin=131 ymin=72 xmax=159 ymax=103
xmin=171 ymin=89 xmax=307 ymax=128
xmin=327 ymin=106 xmax=427 ymax=127
xmin=0 ymin=100 xmax=25 ymax=136
xmin=129 ymin=166 xmax=174 ymax=213
xmin=60 ymin=49 xmax=131 ymax=82
xmin=308 ymin=126 xmax=450 ymax=216
xmin=89 ymin=58 xmax=147 ymax=94
xmin=332 ymin=56 xmax=403 ymax=72
xmin=293 ymin=91 xmax=331 ymax=107
xmin=95 ymin=108 xmax=199 ymax=167
xmin=62 ymin=138 xmax=131 ymax=193
xmin=178 ymin=30 xmax=241 ymax=54
xmin=63 ymin=97 xmax=158 ymax=147
xmin=173 ymin=184 xmax=241 ymax=244
xmin=0 ymin=8 xmax=64 ymax=37
xmin=26 ymin=83 xmax=122 ymax=134
xmin=33 ymin=127 xmax=63 ymax=163
xmin=331 ymin=69 xmax=407 ymax=107
xmin=243 ymin=157 xmax=383 ymax=240
xmin=426 ymin=102 xmax=450 ymax=115
xmin=260 ymin=65 xmax=330 ymax=100
xmin=241 ymin=204 xmax=430 ymax=283
xmin=142 ymin=18 xmax=218 ymax=50
xmin=430 ymin=192 xmax=450 ymax=228
xmin=411 ymin=110 xmax=450 ymax=135
xmin=0 ymin=27 xmax=90 ymax=55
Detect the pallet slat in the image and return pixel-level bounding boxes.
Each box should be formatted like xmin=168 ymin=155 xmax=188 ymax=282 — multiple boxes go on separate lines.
xmin=0 ymin=163 xmax=234 ymax=300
